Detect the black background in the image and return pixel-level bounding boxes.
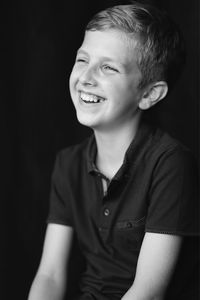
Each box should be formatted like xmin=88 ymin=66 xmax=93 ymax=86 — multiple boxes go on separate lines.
xmin=1 ymin=0 xmax=199 ymax=299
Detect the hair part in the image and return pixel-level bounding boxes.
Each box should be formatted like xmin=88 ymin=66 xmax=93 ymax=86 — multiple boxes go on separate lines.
xmin=86 ymin=2 xmax=186 ymax=90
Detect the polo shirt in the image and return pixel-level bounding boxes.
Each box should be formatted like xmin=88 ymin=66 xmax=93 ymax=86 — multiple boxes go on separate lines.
xmin=47 ymin=122 xmax=199 ymax=300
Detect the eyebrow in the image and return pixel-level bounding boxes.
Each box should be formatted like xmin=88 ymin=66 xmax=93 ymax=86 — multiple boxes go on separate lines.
xmin=76 ymin=49 xmax=88 ymax=56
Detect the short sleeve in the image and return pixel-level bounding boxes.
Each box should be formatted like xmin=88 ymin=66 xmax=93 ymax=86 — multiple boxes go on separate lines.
xmin=146 ymin=147 xmax=199 ymax=236
xmin=47 ymin=151 xmax=73 ymax=226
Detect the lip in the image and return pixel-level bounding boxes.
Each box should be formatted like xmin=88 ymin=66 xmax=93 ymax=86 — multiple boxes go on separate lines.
xmin=78 ymin=94 xmax=104 ymax=106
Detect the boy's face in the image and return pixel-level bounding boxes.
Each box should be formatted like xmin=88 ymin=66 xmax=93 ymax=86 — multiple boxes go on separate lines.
xmin=69 ymin=29 xmax=143 ymax=132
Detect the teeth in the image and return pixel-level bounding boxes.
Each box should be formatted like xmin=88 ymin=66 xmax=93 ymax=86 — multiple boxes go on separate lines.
xmin=80 ymin=92 xmax=105 ymax=103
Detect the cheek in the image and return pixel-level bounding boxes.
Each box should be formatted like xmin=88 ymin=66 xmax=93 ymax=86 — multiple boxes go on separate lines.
xmin=106 ymin=81 xmax=132 ymax=101
xmin=69 ymin=69 xmax=77 ymax=92
xmin=103 ymin=79 xmax=124 ymax=96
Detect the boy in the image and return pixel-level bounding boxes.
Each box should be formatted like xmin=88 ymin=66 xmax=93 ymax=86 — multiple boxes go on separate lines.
xmin=28 ymin=2 xmax=199 ymax=300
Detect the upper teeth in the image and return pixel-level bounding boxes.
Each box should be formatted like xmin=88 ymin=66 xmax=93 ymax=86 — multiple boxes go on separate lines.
xmin=80 ymin=92 xmax=105 ymax=103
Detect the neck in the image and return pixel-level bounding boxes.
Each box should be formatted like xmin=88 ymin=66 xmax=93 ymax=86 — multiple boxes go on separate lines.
xmin=94 ymin=116 xmax=141 ymax=179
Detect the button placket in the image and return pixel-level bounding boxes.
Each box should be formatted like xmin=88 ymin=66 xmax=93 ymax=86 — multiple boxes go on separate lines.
xmin=98 ymin=205 xmax=111 ymax=237
xmin=98 ymin=182 xmax=114 ymax=238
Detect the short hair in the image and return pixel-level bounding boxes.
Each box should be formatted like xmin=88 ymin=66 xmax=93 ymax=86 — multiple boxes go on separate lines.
xmin=86 ymin=2 xmax=186 ymax=90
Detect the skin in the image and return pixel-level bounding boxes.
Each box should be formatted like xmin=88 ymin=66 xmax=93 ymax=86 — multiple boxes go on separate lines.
xmin=28 ymin=224 xmax=74 ymax=300
xmin=121 ymin=233 xmax=182 ymax=300
xmin=69 ymin=29 xmax=144 ymax=134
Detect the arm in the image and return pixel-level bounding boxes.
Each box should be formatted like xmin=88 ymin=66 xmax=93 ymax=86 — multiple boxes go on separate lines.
xmin=28 ymin=223 xmax=74 ymax=300
xmin=121 ymin=232 xmax=182 ymax=300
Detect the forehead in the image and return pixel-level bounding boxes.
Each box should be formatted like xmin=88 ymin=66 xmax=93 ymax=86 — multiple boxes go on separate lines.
xmin=78 ymin=29 xmax=139 ymax=66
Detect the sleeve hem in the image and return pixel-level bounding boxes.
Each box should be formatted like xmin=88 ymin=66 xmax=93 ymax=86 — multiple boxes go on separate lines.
xmin=46 ymin=219 xmax=73 ymax=227
xmin=145 ymin=228 xmax=200 ymax=236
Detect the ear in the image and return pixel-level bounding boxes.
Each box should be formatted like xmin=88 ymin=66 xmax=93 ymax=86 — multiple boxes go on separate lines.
xmin=139 ymin=81 xmax=168 ymax=110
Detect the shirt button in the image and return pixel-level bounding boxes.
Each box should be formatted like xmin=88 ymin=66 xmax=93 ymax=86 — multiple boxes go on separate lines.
xmin=104 ymin=208 xmax=110 ymax=216
xmin=127 ymin=222 xmax=132 ymax=228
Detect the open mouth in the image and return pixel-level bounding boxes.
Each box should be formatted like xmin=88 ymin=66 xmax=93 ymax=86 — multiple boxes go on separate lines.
xmin=80 ymin=91 xmax=106 ymax=104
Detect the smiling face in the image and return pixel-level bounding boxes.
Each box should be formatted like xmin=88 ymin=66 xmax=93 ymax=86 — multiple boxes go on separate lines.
xmin=69 ymin=29 xmax=144 ymax=133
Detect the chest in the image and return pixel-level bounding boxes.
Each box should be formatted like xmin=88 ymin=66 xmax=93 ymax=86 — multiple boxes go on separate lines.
xmin=71 ymin=168 xmax=151 ymax=256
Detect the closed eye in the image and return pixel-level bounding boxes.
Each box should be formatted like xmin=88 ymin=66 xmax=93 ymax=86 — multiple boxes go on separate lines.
xmin=103 ymin=65 xmax=119 ymax=73
xmin=76 ymin=58 xmax=88 ymax=63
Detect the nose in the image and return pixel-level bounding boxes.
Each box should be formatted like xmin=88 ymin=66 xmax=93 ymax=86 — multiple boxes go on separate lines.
xmin=79 ymin=65 xmax=97 ymax=86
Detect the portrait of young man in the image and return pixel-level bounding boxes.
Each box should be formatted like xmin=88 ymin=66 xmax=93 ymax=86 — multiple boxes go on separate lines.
xmin=27 ymin=1 xmax=199 ymax=300
xmin=2 ymin=1 xmax=199 ymax=300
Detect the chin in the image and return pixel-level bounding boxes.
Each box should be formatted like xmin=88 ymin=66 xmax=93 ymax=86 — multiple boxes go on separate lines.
xmin=76 ymin=112 xmax=96 ymax=128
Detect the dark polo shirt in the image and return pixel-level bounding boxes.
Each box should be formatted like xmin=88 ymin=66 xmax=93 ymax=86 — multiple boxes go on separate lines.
xmin=47 ymin=122 xmax=199 ymax=300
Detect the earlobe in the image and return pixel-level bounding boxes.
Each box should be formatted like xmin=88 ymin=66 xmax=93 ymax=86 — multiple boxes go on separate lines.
xmin=139 ymin=81 xmax=168 ymax=110
xmin=138 ymin=98 xmax=151 ymax=110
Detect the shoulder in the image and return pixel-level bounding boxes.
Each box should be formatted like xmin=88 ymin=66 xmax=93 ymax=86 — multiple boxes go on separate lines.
xmin=143 ymin=126 xmax=198 ymax=190
xmin=144 ymin=124 xmax=196 ymax=164
xmin=53 ymin=135 xmax=93 ymax=177
xmin=134 ymin=123 xmax=198 ymax=184
xmin=58 ymin=136 xmax=90 ymax=160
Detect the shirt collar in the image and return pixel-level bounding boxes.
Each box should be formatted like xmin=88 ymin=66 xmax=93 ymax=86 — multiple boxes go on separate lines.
xmin=86 ymin=121 xmax=154 ymax=180
xmin=86 ymin=135 xmax=97 ymax=174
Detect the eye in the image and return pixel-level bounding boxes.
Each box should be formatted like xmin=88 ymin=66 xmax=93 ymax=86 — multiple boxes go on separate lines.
xmin=102 ymin=65 xmax=119 ymax=73
xmin=75 ymin=57 xmax=88 ymax=64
